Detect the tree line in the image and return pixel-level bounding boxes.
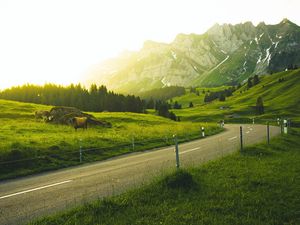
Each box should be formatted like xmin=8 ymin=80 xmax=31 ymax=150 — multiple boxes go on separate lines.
xmin=0 ymin=83 xmax=145 ymax=113
xmin=204 ymin=87 xmax=236 ymax=103
xmin=138 ymin=86 xmax=186 ymax=101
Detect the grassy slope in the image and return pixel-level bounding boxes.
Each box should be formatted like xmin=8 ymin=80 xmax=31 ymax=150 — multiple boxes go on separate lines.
xmin=170 ymin=86 xmax=230 ymax=108
xmin=31 ymin=129 xmax=300 ymax=225
xmin=173 ymin=69 xmax=300 ymax=122
xmin=0 ymin=99 xmax=221 ymax=180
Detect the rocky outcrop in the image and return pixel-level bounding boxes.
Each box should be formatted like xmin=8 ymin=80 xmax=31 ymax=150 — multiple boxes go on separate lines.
xmin=43 ymin=106 xmax=112 ymax=127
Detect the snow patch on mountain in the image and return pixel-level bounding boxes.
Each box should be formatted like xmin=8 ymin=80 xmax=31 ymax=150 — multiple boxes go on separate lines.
xmin=212 ymin=40 xmax=218 ymax=47
xmin=256 ymin=54 xmax=262 ymax=64
xmin=259 ymin=33 xmax=264 ymax=40
xmin=209 ymin=55 xmax=230 ymax=73
xmin=161 ymin=77 xmax=171 ymax=87
xmin=171 ymin=51 xmax=177 ymax=60
xmin=263 ymin=47 xmax=272 ymax=65
xmin=243 ymin=61 xmax=247 ymax=72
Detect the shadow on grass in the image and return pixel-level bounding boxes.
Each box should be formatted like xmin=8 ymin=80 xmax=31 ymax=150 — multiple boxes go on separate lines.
xmin=160 ymin=169 xmax=198 ymax=191
xmin=241 ymin=145 xmax=274 ymax=157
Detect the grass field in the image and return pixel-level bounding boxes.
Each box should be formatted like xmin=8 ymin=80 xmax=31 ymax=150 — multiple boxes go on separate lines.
xmin=30 ymin=129 xmax=300 ymax=225
xmin=172 ymin=69 xmax=300 ymax=123
xmin=0 ymin=99 xmax=221 ymax=180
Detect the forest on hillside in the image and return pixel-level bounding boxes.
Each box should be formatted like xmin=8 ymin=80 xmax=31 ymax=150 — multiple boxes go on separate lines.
xmin=138 ymin=86 xmax=186 ymax=101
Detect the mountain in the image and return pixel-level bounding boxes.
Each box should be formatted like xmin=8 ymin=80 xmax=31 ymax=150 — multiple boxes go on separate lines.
xmin=86 ymin=19 xmax=300 ymax=93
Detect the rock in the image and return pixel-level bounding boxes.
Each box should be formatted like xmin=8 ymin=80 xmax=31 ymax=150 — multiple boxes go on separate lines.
xmin=46 ymin=106 xmax=111 ymax=127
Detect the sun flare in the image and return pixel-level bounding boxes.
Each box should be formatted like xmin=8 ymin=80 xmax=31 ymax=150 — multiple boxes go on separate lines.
xmin=0 ymin=0 xmax=299 ymax=90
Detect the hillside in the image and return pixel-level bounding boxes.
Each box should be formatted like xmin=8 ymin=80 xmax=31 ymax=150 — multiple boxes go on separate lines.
xmin=170 ymin=86 xmax=231 ymax=108
xmin=172 ymin=69 xmax=300 ymax=122
xmin=0 ymin=99 xmax=220 ymax=180
xmin=86 ymin=19 xmax=300 ymax=93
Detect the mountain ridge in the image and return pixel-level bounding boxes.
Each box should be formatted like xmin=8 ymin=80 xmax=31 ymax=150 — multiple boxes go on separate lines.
xmin=86 ymin=19 xmax=300 ymax=93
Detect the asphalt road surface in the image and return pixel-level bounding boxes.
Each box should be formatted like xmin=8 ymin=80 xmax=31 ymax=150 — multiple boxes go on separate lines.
xmin=0 ymin=124 xmax=280 ymax=225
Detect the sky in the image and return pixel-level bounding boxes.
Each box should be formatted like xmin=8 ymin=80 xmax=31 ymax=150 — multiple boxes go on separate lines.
xmin=0 ymin=0 xmax=299 ymax=90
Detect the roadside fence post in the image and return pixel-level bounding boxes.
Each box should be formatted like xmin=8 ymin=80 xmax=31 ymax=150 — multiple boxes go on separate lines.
xmin=267 ymin=122 xmax=270 ymax=145
xmin=283 ymin=119 xmax=288 ymax=134
xmin=79 ymin=139 xmax=82 ymax=163
xmin=201 ymin=127 xmax=205 ymax=137
xmin=240 ymin=126 xmax=243 ymax=151
xmin=173 ymin=135 xmax=180 ymax=169
xmin=132 ymin=136 xmax=135 ymax=151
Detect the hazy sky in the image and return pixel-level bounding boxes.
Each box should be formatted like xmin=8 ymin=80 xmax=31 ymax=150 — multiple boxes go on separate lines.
xmin=0 ymin=0 xmax=299 ymax=89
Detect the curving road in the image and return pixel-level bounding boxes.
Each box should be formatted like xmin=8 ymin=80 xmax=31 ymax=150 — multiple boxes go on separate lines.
xmin=0 ymin=124 xmax=280 ymax=225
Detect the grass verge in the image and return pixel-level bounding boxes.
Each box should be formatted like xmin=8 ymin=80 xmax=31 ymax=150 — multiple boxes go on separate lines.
xmin=30 ymin=129 xmax=300 ymax=225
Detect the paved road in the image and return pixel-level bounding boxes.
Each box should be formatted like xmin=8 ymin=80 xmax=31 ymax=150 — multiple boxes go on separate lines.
xmin=0 ymin=124 xmax=280 ymax=225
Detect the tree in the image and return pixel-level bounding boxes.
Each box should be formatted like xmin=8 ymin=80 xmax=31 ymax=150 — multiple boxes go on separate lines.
xmin=168 ymin=111 xmax=177 ymax=121
xmin=219 ymin=93 xmax=226 ymax=101
xmin=189 ymin=102 xmax=194 ymax=108
xmin=253 ymin=75 xmax=259 ymax=85
xmin=173 ymin=101 xmax=182 ymax=109
xmin=256 ymin=96 xmax=264 ymax=114
xmin=158 ymin=102 xmax=169 ymax=117
xmin=204 ymin=94 xmax=210 ymax=103
xmin=247 ymin=78 xmax=253 ymax=88
xmin=146 ymin=98 xmax=155 ymax=109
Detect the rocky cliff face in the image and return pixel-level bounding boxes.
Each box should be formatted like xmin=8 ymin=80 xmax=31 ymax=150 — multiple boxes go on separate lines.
xmin=86 ymin=19 xmax=300 ymax=93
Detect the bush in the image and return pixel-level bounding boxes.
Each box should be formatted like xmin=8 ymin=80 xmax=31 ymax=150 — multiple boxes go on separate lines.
xmin=162 ymin=170 xmax=195 ymax=190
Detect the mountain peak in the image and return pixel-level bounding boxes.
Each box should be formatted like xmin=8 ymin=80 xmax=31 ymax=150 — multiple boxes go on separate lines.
xmin=281 ymin=18 xmax=292 ymax=24
xmin=257 ymin=21 xmax=266 ymax=27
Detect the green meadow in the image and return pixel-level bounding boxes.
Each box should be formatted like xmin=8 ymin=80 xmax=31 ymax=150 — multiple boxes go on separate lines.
xmin=0 ymin=99 xmax=221 ymax=180
xmin=30 ymin=128 xmax=300 ymax=225
xmin=172 ymin=69 xmax=300 ymax=123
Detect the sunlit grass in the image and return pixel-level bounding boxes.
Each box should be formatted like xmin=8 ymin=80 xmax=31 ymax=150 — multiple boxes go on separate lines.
xmin=173 ymin=69 xmax=300 ymax=122
xmin=0 ymin=99 xmax=221 ymax=180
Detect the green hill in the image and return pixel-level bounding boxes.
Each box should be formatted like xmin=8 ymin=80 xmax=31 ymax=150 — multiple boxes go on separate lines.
xmin=0 ymin=99 xmax=220 ymax=180
xmin=172 ymin=69 xmax=300 ymax=123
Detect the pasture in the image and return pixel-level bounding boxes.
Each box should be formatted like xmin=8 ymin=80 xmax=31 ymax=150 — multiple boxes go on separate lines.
xmin=0 ymin=99 xmax=221 ymax=180
xmin=172 ymin=69 xmax=300 ymax=123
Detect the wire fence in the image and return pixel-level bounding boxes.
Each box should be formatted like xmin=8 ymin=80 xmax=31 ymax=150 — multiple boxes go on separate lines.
xmin=0 ymin=117 xmax=294 ymax=180
xmin=0 ymin=129 xmax=212 ymax=181
xmin=0 ymin=121 xmax=292 ymax=225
